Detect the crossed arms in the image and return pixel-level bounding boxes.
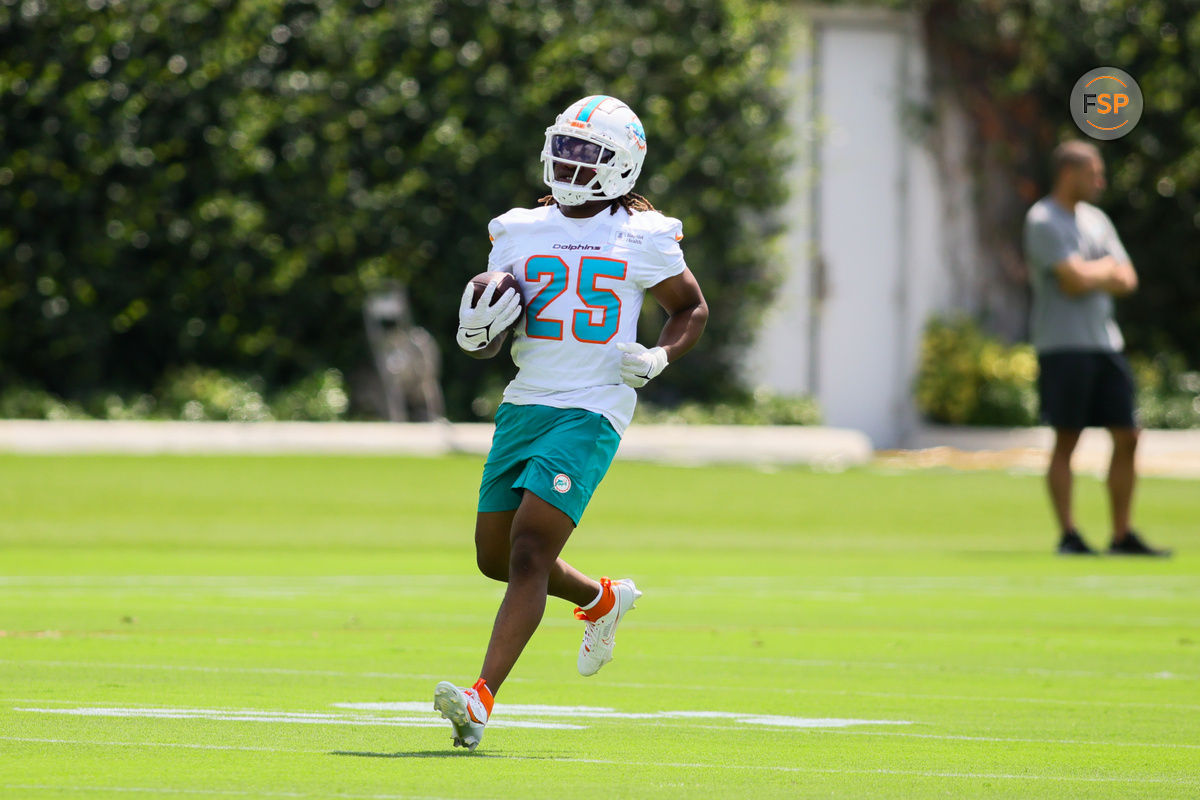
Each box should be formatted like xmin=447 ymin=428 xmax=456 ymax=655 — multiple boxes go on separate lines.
xmin=1053 ymin=254 xmax=1138 ymax=297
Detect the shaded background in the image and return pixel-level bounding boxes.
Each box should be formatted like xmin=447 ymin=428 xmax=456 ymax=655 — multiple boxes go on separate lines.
xmin=1 ymin=0 xmax=1196 ymax=423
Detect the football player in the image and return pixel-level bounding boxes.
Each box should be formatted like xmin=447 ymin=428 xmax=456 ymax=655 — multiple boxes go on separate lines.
xmin=434 ymin=95 xmax=708 ymax=750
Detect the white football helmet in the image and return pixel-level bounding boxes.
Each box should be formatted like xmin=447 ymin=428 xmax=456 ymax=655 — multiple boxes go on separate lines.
xmin=541 ymin=95 xmax=647 ymax=206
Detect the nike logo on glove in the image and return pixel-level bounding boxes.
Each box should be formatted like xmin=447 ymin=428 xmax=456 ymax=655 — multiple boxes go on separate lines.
xmin=459 ymin=327 xmax=489 ymax=349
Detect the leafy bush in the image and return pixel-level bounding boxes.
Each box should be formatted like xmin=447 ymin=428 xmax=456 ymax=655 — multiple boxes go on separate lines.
xmin=270 ymin=368 xmax=350 ymax=422
xmin=1129 ymin=352 xmax=1200 ymax=430
xmin=915 ymin=316 xmax=1039 ymax=426
xmin=155 ymin=367 xmax=274 ymax=422
xmin=0 ymin=0 xmax=792 ymax=419
xmin=635 ymin=389 xmax=820 ymax=426
xmin=0 ymin=383 xmax=89 ymax=420
xmin=0 ymin=366 xmax=350 ymax=422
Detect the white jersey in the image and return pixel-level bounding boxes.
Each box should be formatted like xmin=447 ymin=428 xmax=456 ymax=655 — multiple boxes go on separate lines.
xmin=485 ymin=204 xmax=687 ymax=435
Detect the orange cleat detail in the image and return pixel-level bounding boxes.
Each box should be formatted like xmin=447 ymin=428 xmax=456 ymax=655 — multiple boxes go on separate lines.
xmin=573 ymin=577 xmax=616 ymax=622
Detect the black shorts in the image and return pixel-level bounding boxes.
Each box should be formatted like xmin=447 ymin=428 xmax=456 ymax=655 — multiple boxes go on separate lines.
xmin=1036 ymin=351 xmax=1136 ymax=429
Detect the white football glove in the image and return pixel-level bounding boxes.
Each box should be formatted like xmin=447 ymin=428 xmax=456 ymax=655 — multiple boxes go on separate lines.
xmin=616 ymin=342 xmax=669 ymax=388
xmin=456 ymin=280 xmax=522 ymax=352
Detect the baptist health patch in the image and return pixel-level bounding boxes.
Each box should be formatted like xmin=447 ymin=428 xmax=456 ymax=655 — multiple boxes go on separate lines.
xmin=552 ymin=473 xmax=572 ymax=494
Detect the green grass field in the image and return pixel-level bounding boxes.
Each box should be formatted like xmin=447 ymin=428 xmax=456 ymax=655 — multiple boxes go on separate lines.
xmin=1 ymin=453 xmax=1197 ymax=798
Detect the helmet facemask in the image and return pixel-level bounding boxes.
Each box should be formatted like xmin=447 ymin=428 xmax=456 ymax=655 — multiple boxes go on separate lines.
xmin=541 ymin=134 xmax=624 ymax=206
xmin=540 ymin=97 xmax=646 ymax=207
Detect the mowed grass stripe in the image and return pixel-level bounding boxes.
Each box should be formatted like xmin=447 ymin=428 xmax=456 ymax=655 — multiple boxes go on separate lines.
xmin=3 ymin=654 xmax=1195 ymax=685
xmin=1 ymin=454 xmax=1197 ymax=799
xmin=3 ymin=739 xmax=1199 ymax=786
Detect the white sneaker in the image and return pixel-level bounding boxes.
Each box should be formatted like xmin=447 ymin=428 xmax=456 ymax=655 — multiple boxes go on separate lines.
xmin=575 ymin=577 xmax=641 ymax=677
xmin=433 ymin=681 xmax=489 ymax=750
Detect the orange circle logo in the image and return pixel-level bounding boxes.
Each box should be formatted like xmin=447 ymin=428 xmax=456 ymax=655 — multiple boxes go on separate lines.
xmin=1070 ymin=67 xmax=1143 ymax=140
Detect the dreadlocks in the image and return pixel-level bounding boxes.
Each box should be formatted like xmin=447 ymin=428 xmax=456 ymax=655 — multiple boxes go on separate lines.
xmin=538 ymin=192 xmax=656 ymax=214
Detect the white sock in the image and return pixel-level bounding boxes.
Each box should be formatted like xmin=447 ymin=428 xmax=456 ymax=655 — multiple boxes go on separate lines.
xmin=580 ymin=585 xmax=605 ymax=610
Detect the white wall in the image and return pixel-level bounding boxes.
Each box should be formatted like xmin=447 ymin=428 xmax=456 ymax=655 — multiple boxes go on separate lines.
xmin=743 ymin=8 xmax=984 ymax=448
xmin=742 ymin=22 xmax=814 ymax=396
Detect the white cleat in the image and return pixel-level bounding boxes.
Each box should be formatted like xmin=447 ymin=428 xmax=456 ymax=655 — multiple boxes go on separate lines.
xmin=433 ymin=681 xmax=488 ymax=751
xmin=575 ymin=577 xmax=641 ymax=677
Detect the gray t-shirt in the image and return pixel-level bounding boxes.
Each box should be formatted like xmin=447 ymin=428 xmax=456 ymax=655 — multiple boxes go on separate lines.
xmin=1023 ymin=197 xmax=1129 ymax=353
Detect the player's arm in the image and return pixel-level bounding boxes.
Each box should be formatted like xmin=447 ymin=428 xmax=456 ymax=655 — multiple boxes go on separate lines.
xmin=1103 ymin=258 xmax=1138 ymax=296
xmin=1053 ymin=254 xmax=1137 ymax=297
xmin=615 ymin=267 xmax=707 ymax=388
xmin=647 ymin=267 xmax=708 ymax=362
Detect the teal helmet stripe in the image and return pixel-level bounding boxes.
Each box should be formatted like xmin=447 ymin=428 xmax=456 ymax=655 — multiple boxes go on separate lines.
xmin=575 ymin=95 xmax=612 ymax=122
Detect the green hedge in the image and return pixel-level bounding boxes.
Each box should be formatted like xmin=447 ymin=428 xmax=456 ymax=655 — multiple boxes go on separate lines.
xmin=0 ymin=0 xmax=791 ymax=419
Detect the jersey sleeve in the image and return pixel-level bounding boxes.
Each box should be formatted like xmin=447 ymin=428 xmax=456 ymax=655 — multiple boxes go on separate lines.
xmin=1023 ymin=214 xmax=1074 ymax=274
xmin=632 ymin=214 xmax=687 ymax=289
xmin=486 ymin=217 xmax=519 ymax=274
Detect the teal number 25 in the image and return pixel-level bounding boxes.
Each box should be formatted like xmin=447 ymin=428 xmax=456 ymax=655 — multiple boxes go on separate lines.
xmin=524 ymin=255 xmax=627 ymax=343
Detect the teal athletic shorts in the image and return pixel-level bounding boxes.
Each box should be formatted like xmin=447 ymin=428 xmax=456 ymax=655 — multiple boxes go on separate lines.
xmin=477 ymin=403 xmax=621 ymax=526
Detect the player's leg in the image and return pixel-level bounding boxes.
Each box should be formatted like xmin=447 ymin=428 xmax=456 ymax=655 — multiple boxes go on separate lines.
xmin=1106 ymin=426 xmax=1138 ymax=541
xmin=1038 ymin=353 xmax=1095 ymax=553
xmin=474 ymin=509 xmax=516 ymax=582
xmin=436 ymin=499 xmax=590 ymax=751
xmin=478 ymin=490 xmax=579 ymax=693
xmin=1047 ymin=426 xmax=1082 ymax=535
xmin=1103 ymin=429 xmax=1169 ymax=555
xmin=1091 ymin=352 xmax=1139 ymax=543
xmin=475 ymin=510 xmax=599 ymax=605
xmin=437 ymin=404 xmax=526 ymax=750
xmin=440 ymin=405 xmax=633 ymax=750
xmin=1095 ymin=354 xmax=1169 ymax=555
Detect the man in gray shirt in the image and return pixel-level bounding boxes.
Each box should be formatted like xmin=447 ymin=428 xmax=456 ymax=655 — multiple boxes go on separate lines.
xmin=1024 ymin=140 xmax=1169 ymax=557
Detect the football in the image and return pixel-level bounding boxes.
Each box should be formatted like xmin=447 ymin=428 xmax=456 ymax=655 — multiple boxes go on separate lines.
xmin=469 ymin=271 xmax=523 ymax=312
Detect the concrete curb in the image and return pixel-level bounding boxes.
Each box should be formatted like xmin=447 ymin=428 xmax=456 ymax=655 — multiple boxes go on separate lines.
xmin=0 ymin=420 xmax=874 ymax=469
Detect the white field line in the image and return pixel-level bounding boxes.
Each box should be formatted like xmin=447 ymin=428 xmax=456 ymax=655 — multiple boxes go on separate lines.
xmin=0 ymin=659 xmax=445 ymax=681
xmin=9 ymin=690 xmax=1198 ymax=714
xmin=632 ymin=653 xmax=1199 ymax=681
xmin=0 ymin=784 xmax=471 ymax=800
xmin=4 ymin=573 xmax=1198 ymax=589
xmin=0 ymin=746 xmax=1196 ymax=788
xmin=821 ymin=729 xmax=1200 ymax=750
xmin=0 ymin=736 xmax=319 ymax=754
xmin=4 ymin=573 xmax=1198 ymax=599
xmin=0 ymin=576 xmax=479 ymax=589
xmin=15 ymin=707 xmax=581 ymax=731
xmin=562 ymin=759 xmax=1200 ymax=785
xmin=14 ymin=705 xmax=898 ymax=731
xmin=5 ymin=617 xmax=1197 ymax=651
xmin=3 ymin=656 xmax=1193 ymax=685
xmin=10 ymin=703 xmax=1198 ymax=750
xmin=587 ymin=680 xmax=1200 ymax=713
xmin=6 ymin=699 xmax=1197 ymax=749
xmin=760 ymin=687 xmax=1200 ymax=713
xmin=337 ymin=702 xmax=909 ymax=729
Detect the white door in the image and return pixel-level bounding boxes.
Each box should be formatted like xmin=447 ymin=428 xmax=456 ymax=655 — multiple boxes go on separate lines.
xmin=812 ymin=22 xmax=907 ymax=447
